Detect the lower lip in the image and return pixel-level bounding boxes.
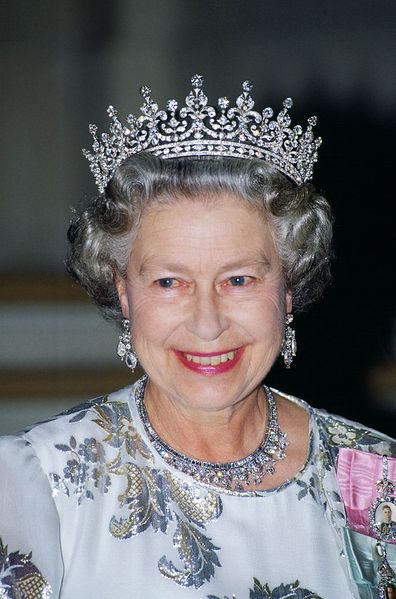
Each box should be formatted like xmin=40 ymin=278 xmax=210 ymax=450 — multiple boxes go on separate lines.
xmin=175 ymin=349 xmax=243 ymax=375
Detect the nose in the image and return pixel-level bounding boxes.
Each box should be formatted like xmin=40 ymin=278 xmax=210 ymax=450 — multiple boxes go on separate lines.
xmin=186 ymin=285 xmax=227 ymax=342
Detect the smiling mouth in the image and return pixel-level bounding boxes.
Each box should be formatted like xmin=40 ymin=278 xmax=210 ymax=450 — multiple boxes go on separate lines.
xmin=175 ymin=348 xmax=243 ymax=375
xmin=182 ymin=350 xmax=238 ymax=366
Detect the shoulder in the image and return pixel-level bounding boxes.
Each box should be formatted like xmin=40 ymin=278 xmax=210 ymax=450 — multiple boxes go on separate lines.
xmin=313 ymin=407 xmax=395 ymax=457
xmin=0 ymin=384 xmax=137 ymax=473
xmin=1 ymin=383 xmax=154 ymax=508
xmin=25 ymin=384 xmax=134 ymax=439
xmin=273 ymin=387 xmax=395 ymax=457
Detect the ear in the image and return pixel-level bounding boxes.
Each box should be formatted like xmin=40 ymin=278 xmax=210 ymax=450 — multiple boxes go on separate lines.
xmin=286 ymin=290 xmax=293 ymax=313
xmin=115 ymin=275 xmax=130 ymax=319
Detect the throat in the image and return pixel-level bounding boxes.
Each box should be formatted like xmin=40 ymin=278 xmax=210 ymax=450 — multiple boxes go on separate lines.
xmin=142 ymin=378 xmax=267 ymax=462
xmin=135 ymin=377 xmax=289 ymax=492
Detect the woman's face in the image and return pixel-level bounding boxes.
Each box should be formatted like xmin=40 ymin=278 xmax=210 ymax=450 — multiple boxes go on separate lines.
xmin=117 ymin=194 xmax=291 ymax=413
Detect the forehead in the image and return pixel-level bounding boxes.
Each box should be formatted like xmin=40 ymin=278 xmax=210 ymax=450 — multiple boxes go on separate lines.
xmin=132 ymin=193 xmax=277 ymax=265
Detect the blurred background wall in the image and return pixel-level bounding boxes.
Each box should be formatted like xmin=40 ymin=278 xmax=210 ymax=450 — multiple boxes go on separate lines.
xmin=1 ymin=0 xmax=395 ymax=435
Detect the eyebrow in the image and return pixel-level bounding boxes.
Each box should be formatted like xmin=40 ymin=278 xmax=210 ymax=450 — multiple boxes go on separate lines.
xmin=217 ymin=257 xmax=272 ymax=274
xmin=138 ymin=255 xmax=272 ymax=276
xmin=139 ymin=261 xmax=183 ymax=276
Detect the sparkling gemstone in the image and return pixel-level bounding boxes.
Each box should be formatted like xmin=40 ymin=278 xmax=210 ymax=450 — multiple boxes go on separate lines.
xmin=117 ymin=341 xmax=126 ymax=357
xmin=167 ymin=99 xmax=178 ymax=112
xmin=242 ymin=80 xmax=253 ymax=92
xmin=308 ymin=115 xmax=317 ymax=126
xmin=218 ymin=97 xmax=229 ymax=110
xmin=191 ymin=74 xmax=203 ymax=88
xmin=140 ymin=85 xmax=151 ymax=97
xmin=283 ymin=97 xmax=293 ymax=110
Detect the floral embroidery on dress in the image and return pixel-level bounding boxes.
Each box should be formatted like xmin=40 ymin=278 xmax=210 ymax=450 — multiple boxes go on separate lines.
xmin=326 ymin=423 xmax=359 ymax=447
xmin=0 ymin=537 xmax=52 ymax=598
xmin=49 ymin=401 xmax=153 ymax=504
xmin=323 ymin=414 xmax=395 ymax=454
xmin=207 ymin=577 xmax=323 ymax=598
xmin=48 ymin=397 xmax=223 ymax=589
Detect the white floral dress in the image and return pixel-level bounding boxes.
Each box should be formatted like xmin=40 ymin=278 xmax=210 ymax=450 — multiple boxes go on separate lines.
xmin=0 ymin=378 xmax=395 ymax=599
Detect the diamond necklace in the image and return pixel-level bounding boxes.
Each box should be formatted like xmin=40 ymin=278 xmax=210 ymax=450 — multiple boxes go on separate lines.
xmin=135 ymin=377 xmax=288 ymax=492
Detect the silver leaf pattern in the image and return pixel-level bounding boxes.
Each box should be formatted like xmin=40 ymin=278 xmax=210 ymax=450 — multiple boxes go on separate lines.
xmin=49 ymin=397 xmax=223 ymax=588
xmin=158 ymin=515 xmax=221 ymax=588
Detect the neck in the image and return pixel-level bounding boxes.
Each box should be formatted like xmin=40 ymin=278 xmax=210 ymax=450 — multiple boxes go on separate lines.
xmin=143 ymin=378 xmax=267 ymax=463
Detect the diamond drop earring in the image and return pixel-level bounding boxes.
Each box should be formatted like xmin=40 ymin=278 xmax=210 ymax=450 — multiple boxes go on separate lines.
xmin=117 ymin=318 xmax=138 ymax=371
xmin=280 ymin=313 xmax=297 ymax=369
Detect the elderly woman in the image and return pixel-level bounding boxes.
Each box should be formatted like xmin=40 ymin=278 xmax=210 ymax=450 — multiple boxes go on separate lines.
xmin=0 ymin=76 xmax=395 ymax=599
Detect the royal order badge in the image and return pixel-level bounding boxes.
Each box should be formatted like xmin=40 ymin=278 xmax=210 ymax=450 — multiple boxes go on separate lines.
xmin=369 ymin=456 xmax=396 ymax=598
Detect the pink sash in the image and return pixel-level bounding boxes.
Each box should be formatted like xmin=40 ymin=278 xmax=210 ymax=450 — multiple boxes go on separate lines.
xmin=337 ymin=448 xmax=396 ymax=542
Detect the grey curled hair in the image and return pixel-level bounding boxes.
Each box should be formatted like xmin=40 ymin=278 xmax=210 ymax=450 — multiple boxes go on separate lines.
xmin=66 ymin=154 xmax=333 ymax=325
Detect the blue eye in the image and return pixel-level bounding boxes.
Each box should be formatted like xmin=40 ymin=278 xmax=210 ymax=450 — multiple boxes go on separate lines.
xmin=158 ymin=278 xmax=176 ymax=288
xmin=229 ymin=276 xmax=247 ymax=286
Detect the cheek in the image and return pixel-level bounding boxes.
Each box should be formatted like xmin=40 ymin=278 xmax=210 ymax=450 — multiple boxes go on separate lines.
xmin=235 ymin=290 xmax=286 ymax=349
xmin=128 ymin=290 xmax=183 ymax=345
xmin=234 ymin=286 xmax=286 ymax=325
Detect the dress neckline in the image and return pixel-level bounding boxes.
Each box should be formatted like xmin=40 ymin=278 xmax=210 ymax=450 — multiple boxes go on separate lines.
xmin=127 ymin=376 xmax=315 ymax=497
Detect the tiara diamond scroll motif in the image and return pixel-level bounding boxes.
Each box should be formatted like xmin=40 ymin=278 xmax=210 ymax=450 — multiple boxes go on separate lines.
xmin=83 ymin=75 xmax=322 ymax=193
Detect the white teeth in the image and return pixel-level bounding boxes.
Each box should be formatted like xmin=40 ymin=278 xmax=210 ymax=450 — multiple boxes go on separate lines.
xmin=210 ymin=355 xmax=221 ymax=366
xmin=183 ymin=350 xmax=237 ymax=365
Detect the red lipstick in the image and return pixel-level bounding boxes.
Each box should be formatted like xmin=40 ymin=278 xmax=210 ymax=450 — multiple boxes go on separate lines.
xmin=175 ymin=348 xmax=243 ymax=376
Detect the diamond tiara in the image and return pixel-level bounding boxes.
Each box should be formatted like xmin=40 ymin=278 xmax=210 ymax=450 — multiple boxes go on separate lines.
xmin=83 ymin=74 xmax=322 ymax=193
